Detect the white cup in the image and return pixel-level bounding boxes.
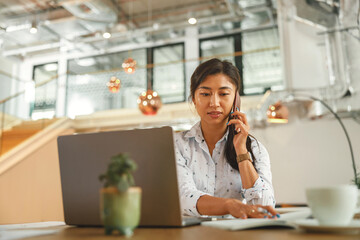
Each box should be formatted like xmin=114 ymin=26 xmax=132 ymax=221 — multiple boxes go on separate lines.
xmin=306 ymin=185 xmax=358 ymax=226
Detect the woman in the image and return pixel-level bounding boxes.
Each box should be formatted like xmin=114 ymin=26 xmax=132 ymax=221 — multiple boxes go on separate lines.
xmin=174 ymin=58 xmax=277 ymax=219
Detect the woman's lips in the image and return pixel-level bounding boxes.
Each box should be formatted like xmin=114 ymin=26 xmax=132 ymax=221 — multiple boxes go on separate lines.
xmin=208 ymin=111 xmax=222 ymax=119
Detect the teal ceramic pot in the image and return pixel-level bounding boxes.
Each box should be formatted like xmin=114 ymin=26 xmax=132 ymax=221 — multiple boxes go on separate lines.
xmin=100 ymin=186 xmax=141 ymax=236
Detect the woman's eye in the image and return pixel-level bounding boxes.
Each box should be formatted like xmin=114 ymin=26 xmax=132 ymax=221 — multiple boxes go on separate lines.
xmin=200 ymin=93 xmax=210 ymax=96
xmin=220 ymin=93 xmax=230 ymax=96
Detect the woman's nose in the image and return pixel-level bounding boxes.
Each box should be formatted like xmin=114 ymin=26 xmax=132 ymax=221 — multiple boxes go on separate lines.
xmin=210 ymin=94 xmax=220 ymax=107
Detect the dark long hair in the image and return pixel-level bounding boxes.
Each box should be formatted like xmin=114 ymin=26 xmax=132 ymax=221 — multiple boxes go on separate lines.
xmin=190 ymin=58 xmax=256 ymax=171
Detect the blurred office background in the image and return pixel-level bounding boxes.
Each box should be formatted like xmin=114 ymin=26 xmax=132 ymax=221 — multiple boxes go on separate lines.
xmin=0 ymin=0 xmax=360 ymax=224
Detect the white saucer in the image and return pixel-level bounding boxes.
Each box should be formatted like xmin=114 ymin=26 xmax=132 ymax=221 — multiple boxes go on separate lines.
xmin=293 ymin=219 xmax=360 ymax=234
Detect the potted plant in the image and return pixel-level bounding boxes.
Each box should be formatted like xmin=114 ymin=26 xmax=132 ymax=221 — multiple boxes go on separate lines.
xmin=99 ymin=153 xmax=141 ymax=236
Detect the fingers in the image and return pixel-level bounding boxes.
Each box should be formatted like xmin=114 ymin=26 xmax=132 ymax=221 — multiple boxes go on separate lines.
xmin=257 ymin=205 xmax=280 ymax=218
xmin=246 ymin=206 xmax=268 ymax=218
xmin=227 ymin=119 xmax=249 ymax=134
xmin=225 ymin=199 xmax=249 ymax=219
xmin=242 ymin=205 xmax=279 ymax=219
xmin=226 ymin=199 xmax=279 ymax=219
xmin=232 ymin=212 xmax=248 ymax=219
xmin=249 ymin=205 xmax=280 ymax=219
xmin=228 ymin=111 xmax=250 ymax=134
xmin=231 ymin=111 xmax=248 ymax=126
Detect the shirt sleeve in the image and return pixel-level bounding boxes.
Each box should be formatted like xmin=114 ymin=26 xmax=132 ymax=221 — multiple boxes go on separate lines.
xmin=174 ymin=137 xmax=209 ymax=217
xmin=241 ymin=140 xmax=276 ymax=207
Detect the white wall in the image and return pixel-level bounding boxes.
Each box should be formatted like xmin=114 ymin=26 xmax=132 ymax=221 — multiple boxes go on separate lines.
xmin=253 ymin=118 xmax=360 ymax=204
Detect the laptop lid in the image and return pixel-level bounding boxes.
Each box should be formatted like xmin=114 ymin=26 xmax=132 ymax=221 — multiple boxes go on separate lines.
xmin=57 ymin=126 xmax=185 ymax=227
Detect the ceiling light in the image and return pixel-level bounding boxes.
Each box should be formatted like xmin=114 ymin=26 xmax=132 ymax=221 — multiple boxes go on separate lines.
xmin=138 ymin=90 xmax=162 ymax=115
xmin=107 ymin=76 xmax=121 ymax=93
xmin=44 ymin=63 xmax=58 ymax=72
xmin=188 ymin=17 xmax=197 ymax=25
xmin=122 ymin=57 xmax=136 ymax=74
xmin=29 ymin=27 xmax=38 ymax=34
xmin=6 ymin=24 xmax=30 ymax=32
xmin=29 ymin=22 xmax=38 ymax=34
xmin=153 ymin=23 xmax=160 ymax=30
xmin=74 ymin=57 xmax=96 ymax=67
xmin=103 ymin=31 xmax=111 ymax=39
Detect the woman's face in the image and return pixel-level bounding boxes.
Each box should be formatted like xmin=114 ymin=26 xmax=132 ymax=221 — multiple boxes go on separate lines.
xmin=193 ymin=73 xmax=236 ymax=126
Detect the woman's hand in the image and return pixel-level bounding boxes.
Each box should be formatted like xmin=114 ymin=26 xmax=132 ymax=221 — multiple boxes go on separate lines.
xmin=227 ymin=110 xmax=250 ymax=155
xmin=224 ymin=198 xmax=279 ymax=219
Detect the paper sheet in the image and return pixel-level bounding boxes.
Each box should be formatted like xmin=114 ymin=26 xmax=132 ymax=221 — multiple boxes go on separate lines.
xmin=0 ymin=221 xmax=65 ymax=240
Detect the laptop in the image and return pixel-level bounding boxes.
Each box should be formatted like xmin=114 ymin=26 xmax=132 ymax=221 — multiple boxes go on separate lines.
xmin=57 ymin=126 xmax=201 ymax=227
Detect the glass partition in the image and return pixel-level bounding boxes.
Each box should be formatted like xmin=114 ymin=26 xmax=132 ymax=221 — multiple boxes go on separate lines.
xmin=199 ymin=27 xmax=283 ymax=95
xmin=241 ymin=28 xmax=283 ymax=94
xmin=0 ymin=71 xmax=13 ymax=101
xmin=32 ymin=63 xmax=58 ymax=120
xmin=200 ymin=36 xmax=235 ymax=64
xmin=0 ymin=91 xmax=28 ymax=155
xmin=153 ymin=44 xmax=185 ymax=103
xmin=66 ymin=49 xmax=147 ymax=118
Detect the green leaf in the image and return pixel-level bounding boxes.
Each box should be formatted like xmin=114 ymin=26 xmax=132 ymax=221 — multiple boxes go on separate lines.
xmin=99 ymin=153 xmax=137 ymax=190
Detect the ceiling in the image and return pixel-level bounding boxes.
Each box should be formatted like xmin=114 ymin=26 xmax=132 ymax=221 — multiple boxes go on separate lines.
xmin=0 ymin=0 xmax=277 ymax=59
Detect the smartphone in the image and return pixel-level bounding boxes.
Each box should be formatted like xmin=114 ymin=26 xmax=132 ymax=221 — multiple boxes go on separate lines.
xmin=232 ymin=92 xmax=241 ymax=114
xmin=229 ymin=91 xmax=241 ymax=134
xmin=229 ymin=92 xmax=241 ymax=132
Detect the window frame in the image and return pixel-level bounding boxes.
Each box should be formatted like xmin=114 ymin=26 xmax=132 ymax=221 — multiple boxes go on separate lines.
xmin=31 ymin=62 xmax=59 ymax=117
xmin=199 ymin=25 xmax=282 ymax=96
xmin=150 ymin=42 xmax=186 ymax=103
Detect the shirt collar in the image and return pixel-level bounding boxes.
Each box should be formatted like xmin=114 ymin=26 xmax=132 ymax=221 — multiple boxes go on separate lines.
xmin=184 ymin=121 xmax=229 ymax=144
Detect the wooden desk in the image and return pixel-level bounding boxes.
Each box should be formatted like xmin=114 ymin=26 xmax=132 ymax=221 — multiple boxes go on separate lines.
xmin=24 ymin=225 xmax=360 ymax=240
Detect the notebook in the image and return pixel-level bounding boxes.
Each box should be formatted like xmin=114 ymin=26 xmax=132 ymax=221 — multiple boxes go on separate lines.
xmin=201 ymin=209 xmax=312 ymax=230
xmin=57 ymin=126 xmax=201 ymax=227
